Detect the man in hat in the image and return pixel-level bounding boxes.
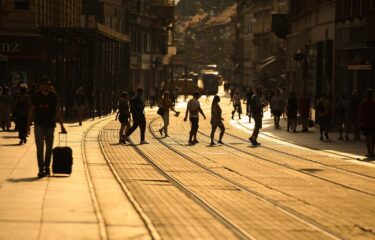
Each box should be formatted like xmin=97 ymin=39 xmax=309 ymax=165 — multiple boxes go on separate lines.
xmin=28 ymin=76 xmax=66 ymax=178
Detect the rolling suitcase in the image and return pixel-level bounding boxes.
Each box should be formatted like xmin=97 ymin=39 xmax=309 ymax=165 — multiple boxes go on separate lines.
xmin=52 ymin=133 xmax=73 ymax=175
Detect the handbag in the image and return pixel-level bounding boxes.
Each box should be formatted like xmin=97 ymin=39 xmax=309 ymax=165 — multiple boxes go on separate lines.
xmin=157 ymin=107 xmax=165 ymax=116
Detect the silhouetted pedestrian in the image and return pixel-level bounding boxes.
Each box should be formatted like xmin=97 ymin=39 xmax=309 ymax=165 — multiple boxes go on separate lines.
xmin=184 ymin=91 xmax=206 ymax=145
xmin=116 ymin=92 xmax=130 ymax=144
xmin=126 ymin=88 xmax=147 ymax=144
xmin=270 ymin=90 xmax=284 ymax=129
xmin=27 ymin=76 xmax=66 ymax=178
xmin=74 ymin=86 xmax=85 ymax=126
xmin=158 ymin=91 xmax=179 ymax=137
xmin=210 ymin=95 xmax=225 ymax=145
xmin=359 ymin=89 xmax=375 ymax=158
xmin=299 ymin=92 xmax=311 ymax=132
xmin=14 ymin=84 xmax=31 ymax=144
xmin=287 ymin=92 xmax=298 ymax=132
xmin=245 ymin=87 xmax=253 ymax=123
xmin=249 ymin=87 xmax=263 ymax=146
xmin=335 ymin=94 xmax=351 ymax=140
xmin=316 ymin=94 xmax=332 ymax=140
xmin=232 ymin=92 xmax=242 ymax=119
xmin=350 ymin=91 xmax=361 ymax=140
xmin=0 ymin=87 xmax=13 ymax=131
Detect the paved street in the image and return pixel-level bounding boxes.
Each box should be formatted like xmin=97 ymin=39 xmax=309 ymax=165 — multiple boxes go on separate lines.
xmin=0 ymin=96 xmax=374 ymax=240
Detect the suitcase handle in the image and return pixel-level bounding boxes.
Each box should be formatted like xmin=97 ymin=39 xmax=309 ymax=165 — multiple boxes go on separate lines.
xmin=58 ymin=132 xmax=68 ymax=147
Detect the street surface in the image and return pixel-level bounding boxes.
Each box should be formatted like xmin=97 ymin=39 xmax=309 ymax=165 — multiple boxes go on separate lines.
xmin=0 ymin=96 xmax=374 ymax=240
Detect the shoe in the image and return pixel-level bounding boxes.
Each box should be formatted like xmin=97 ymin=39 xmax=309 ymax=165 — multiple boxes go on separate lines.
xmin=159 ymin=129 xmax=163 ymax=136
xmin=23 ymin=138 xmax=27 ymax=144
xmin=37 ymin=172 xmax=45 ymax=178
xmin=19 ymin=139 xmax=23 ymax=145
xmin=164 ymin=134 xmax=169 ymax=137
xmin=249 ymin=137 xmax=255 ymax=145
xmin=44 ymin=170 xmax=50 ymax=177
xmin=188 ymin=140 xmax=194 ymax=145
xmin=210 ymin=142 xmax=216 ymax=146
xmin=255 ymin=141 xmax=261 ymax=146
xmin=140 ymin=140 xmax=148 ymax=145
xmin=193 ymin=139 xmax=199 ymax=144
xmin=218 ymin=140 xmax=224 ymax=144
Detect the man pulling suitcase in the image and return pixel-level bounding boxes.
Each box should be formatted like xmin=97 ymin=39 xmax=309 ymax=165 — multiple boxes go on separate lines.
xmin=28 ymin=76 xmax=67 ymax=178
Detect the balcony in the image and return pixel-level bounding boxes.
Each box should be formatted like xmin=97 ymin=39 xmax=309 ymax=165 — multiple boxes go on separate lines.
xmin=150 ymin=0 xmax=175 ymax=7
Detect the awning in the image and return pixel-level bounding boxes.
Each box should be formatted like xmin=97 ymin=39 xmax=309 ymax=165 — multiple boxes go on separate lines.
xmin=257 ymin=56 xmax=276 ymax=71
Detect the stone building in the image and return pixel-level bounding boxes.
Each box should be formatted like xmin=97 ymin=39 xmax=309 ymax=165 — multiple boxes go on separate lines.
xmin=126 ymin=0 xmax=175 ymax=93
xmin=235 ymin=0 xmax=288 ymax=88
xmin=286 ymin=0 xmax=336 ymax=99
xmin=335 ymin=0 xmax=375 ymax=96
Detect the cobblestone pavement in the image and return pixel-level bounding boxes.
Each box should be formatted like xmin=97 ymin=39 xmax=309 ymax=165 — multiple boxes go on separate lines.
xmin=1 ymin=97 xmax=374 ymax=240
xmin=99 ymin=97 xmax=375 ymax=240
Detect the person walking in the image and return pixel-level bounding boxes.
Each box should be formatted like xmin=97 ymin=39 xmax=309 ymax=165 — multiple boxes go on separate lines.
xmin=184 ymin=91 xmax=206 ymax=145
xmin=316 ymin=94 xmax=333 ymax=140
xmin=126 ymin=88 xmax=147 ymax=144
xmin=249 ymin=87 xmax=263 ymax=146
xmin=149 ymin=88 xmax=156 ymax=108
xmin=336 ymin=94 xmax=351 ymax=140
xmin=299 ymin=92 xmax=311 ymax=132
xmin=74 ymin=86 xmax=85 ymax=126
xmin=14 ymin=84 xmax=31 ymax=144
xmin=270 ymin=90 xmax=284 ymax=129
xmin=350 ymin=91 xmax=361 ymax=140
xmin=287 ymin=91 xmax=298 ymax=132
xmin=1 ymin=87 xmax=13 ymax=131
xmin=158 ymin=91 xmax=179 ymax=137
xmin=245 ymin=87 xmax=253 ymax=123
xmin=359 ymin=89 xmax=375 ymax=158
xmin=232 ymin=91 xmax=242 ymax=119
xmin=27 ymin=76 xmax=66 ymax=178
xmin=115 ymin=92 xmax=131 ymax=144
xmin=210 ymin=95 xmax=225 ymax=145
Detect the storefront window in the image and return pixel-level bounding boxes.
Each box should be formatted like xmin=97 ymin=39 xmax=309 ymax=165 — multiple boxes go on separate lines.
xmin=15 ymin=0 xmax=29 ymax=9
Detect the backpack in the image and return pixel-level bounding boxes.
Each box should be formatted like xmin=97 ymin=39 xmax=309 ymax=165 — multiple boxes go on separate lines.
xmin=250 ymin=95 xmax=260 ymax=114
xmin=335 ymin=102 xmax=345 ymax=117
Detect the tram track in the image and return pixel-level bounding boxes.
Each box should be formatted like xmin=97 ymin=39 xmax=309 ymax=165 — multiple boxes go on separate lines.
xmin=146 ymin=118 xmax=345 ymax=240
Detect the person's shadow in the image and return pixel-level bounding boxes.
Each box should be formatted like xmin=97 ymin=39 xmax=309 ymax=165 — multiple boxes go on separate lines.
xmin=7 ymin=177 xmax=41 ymax=183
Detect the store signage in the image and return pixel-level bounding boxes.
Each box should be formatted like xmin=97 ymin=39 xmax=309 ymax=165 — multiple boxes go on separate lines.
xmin=0 ymin=42 xmax=20 ymax=53
xmin=347 ymin=64 xmax=373 ymax=70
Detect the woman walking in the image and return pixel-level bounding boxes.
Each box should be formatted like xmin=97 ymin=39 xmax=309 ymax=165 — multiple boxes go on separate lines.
xmin=287 ymin=91 xmax=298 ymax=132
xmin=115 ymin=92 xmax=130 ymax=144
xmin=210 ymin=95 xmax=225 ymax=145
xmin=317 ymin=94 xmax=333 ymax=140
xmin=14 ymin=84 xmax=31 ymax=144
xmin=158 ymin=91 xmax=179 ymax=137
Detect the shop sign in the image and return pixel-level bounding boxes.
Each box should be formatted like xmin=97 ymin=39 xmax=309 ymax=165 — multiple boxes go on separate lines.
xmin=0 ymin=53 xmax=8 ymax=62
xmin=347 ymin=64 xmax=373 ymax=70
xmin=0 ymin=36 xmax=44 ymax=59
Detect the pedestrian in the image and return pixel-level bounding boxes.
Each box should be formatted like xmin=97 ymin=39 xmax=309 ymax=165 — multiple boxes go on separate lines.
xmin=287 ymin=91 xmax=298 ymax=132
xmin=359 ymin=89 xmax=375 ymax=158
xmin=158 ymin=91 xmax=180 ymax=137
xmin=232 ymin=91 xmax=242 ymax=119
xmin=74 ymin=86 xmax=85 ymax=126
xmin=27 ymin=76 xmax=66 ymax=178
xmin=0 ymin=87 xmax=13 ymax=131
xmin=245 ymin=87 xmax=253 ymax=123
xmin=299 ymin=92 xmax=311 ymax=132
xmin=149 ymin=88 xmax=156 ymax=108
xmin=270 ymin=90 xmax=284 ymax=129
xmin=335 ymin=94 xmax=351 ymax=140
xmin=350 ymin=91 xmax=361 ymax=140
xmin=316 ymin=94 xmax=332 ymax=140
xmin=115 ymin=92 xmax=131 ymax=144
xmin=14 ymin=84 xmax=31 ymax=144
xmin=126 ymin=88 xmax=147 ymax=144
xmin=184 ymin=91 xmax=206 ymax=145
xmin=249 ymin=87 xmax=263 ymax=146
xmin=210 ymin=95 xmax=225 ymax=145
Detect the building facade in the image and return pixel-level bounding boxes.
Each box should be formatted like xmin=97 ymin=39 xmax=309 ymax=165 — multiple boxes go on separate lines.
xmin=335 ymin=0 xmax=375 ymax=96
xmin=286 ymin=0 xmax=336 ymax=99
xmin=235 ymin=0 xmax=287 ymax=88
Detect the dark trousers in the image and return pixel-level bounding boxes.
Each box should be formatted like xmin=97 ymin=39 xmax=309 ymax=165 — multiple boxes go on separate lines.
xmin=16 ymin=116 xmax=28 ymax=140
xmin=34 ymin=125 xmax=54 ymax=173
xmin=126 ymin=114 xmax=146 ymax=141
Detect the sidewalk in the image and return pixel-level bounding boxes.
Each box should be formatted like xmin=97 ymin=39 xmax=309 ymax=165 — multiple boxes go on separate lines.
xmin=0 ymin=116 xmax=150 ymax=240
xmin=231 ymin=110 xmax=368 ymax=160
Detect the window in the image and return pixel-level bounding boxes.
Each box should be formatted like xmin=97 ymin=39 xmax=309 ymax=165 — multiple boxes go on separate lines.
xmin=15 ymin=0 xmax=29 ymax=9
